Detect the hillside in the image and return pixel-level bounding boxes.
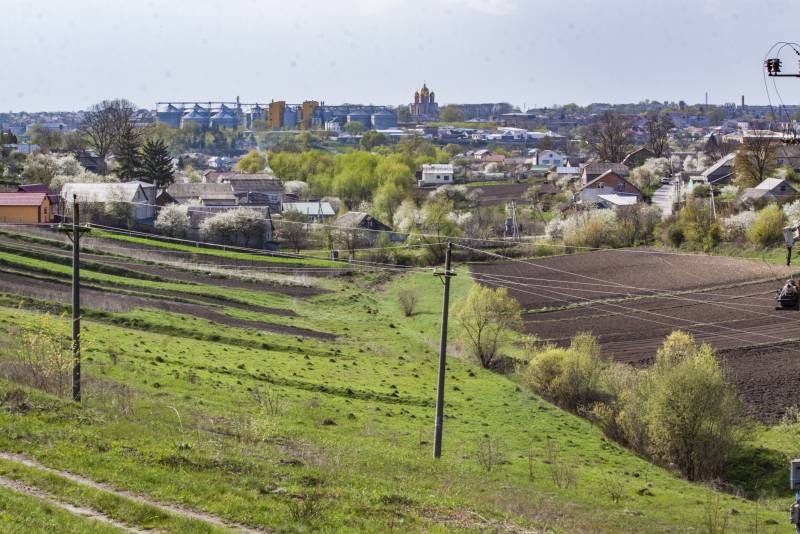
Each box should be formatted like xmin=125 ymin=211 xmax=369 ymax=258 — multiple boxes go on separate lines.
xmin=0 ymin=228 xmax=791 ymax=533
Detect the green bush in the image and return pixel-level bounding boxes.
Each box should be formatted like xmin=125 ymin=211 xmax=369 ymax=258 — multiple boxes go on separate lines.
xmin=526 ymin=332 xmax=607 ymax=411
xmin=747 ymin=203 xmax=785 ymax=246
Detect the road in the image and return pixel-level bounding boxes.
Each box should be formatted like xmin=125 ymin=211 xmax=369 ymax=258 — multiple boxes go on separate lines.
xmin=652 ymin=182 xmax=675 ymax=217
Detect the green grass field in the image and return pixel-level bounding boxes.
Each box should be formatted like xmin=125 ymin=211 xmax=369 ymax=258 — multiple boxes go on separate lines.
xmin=0 ymin=237 xmax=794 ymax=532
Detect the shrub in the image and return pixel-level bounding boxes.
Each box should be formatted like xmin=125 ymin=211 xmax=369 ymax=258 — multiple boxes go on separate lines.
xmin=747 ymin=203 xmax=785 ymax=246
xmin=720 ymin=210 xmax=756 ymax=242
xmin=562 ymin=210 xmax=618 ymax=249
xmin=397 ymin=287 xmax=419 ymax=317
xmin=200 ymin=208 xmax=266 ymax=247
xmin=784 ymin=198 xmax=800 ymax=223
xmin=0 ymin=314 xmax=71 ymax=397
xmin=155 ymin=204 xmax=190 ymax=238
xmin=677 ymin=199 xmax=719 ymax=251
xmin=526 ymin=332 xmax=607 ymax=411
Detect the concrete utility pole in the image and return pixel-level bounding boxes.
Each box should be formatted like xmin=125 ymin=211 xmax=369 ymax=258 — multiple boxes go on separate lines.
xmin=60 ymin=195 xmax=90 ymax=402
xmin=433 ymin=242 xmax=455 ymax=459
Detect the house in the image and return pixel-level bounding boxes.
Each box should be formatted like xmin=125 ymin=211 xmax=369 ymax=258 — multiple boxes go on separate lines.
xmin=217 ymin=175 xmax=283 ymax=212
xmin=701 ymin=153 xmax=736 ymax=185
xmin=555 ymin=166 xmax=581 ymax=181
xmin=596 ymin=193 xmax=639 ymax=209
xmin=579 ymin=170 xmax=641 ymax=204
xmin=73 ymin=150 xmax=107 ymax=175
xmin=333 ymin=211 xmax=398 ymax=244
xmin=0 ymin=192 xmax=53 ymax=224
xmin=418 ymin=164 xmax=454 ymax=187
xmin=580 ymin=162 xmax=630 ymax=186
xmin=17 ymin=183 xmax=59 ymax=208
xmin=621 ymin=147 xmax=656 ymax=168
xmin=738 ymin=177 xmax=799 ymax=205
xmin=282 ymin=201 xmax=336 ymax=223
xmin=166 ymin=183 xmax=237 ymax=207
xmin=530 ymin=149 xmax=567 ymax=167
xmin=60 ymin=182 xmax=155 ymax=221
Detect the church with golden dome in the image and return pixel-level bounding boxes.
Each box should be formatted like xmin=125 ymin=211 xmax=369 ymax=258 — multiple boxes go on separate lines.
xmin=408 ymin=83 xmax=439 ymax=122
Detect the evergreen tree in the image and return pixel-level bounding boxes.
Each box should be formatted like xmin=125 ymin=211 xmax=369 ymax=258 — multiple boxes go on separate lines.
xmin=141 ymin=138 xmax=175 ymax=189
xmin=115 ymin=125 xmax=142 ymax=181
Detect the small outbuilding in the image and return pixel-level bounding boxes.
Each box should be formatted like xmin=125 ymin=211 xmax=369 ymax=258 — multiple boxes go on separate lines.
xmin=0 ymin=192 xmax=53 ymax=224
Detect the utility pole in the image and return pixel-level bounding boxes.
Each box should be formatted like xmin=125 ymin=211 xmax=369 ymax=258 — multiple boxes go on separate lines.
xmin=709 ymin=182 xmax=716 ymax=219
xmin=433 ymin=242 xmax=455 ymax=459
xmin=60 ymin=194 xmax=90 ymax=402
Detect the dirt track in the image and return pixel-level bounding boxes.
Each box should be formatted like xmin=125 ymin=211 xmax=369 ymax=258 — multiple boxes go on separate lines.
xmin=472 ymin=249 xmax=800 ymax=422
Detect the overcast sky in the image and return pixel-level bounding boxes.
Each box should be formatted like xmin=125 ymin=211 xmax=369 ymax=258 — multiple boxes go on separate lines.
xmin=4 ymin=0 xmax=800 ymax=111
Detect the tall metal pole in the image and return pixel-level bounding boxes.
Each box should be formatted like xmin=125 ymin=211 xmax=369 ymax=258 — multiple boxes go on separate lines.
xmin=71 ymin=194 xmax=81 ymax=402
xmin=433 ymin=242 xmax=454 ymax=459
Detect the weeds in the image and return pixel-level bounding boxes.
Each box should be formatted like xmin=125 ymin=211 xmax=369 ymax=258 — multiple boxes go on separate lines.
xmin=252 ymin=386 xmax=288 ymax=417
xmin=286 ymin=492 xmax=326 ymax=524
xmin=546 ymin=440 xmax=577 ymax=490
xmin=475 ymin=435 xmax=504 ymax=472
xmin=0 ymin=314 xmax=71 ymax=397
xmin=398 ymin=287 xmax=419 ymax=317
xmin=704 ymin=494 xmax=730 ymax=534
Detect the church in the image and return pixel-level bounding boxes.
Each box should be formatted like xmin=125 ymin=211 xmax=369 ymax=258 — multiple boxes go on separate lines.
xmin=409 ymin=83 xmax=439 ymax=122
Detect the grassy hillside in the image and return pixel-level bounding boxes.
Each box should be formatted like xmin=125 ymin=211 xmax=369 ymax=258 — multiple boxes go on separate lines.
xmin=0 ymin=238 xmax=792 ymax=532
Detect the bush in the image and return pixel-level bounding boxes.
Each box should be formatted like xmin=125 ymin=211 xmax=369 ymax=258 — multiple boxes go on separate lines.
xmin=747 ymin=204 xmax=785 ymax=246
xmin=155 ymin=204 xmax=190 ymax=238
xmin=677 ymin=199 xmax=719 ymax=251
xmin=562 ymin=210 xmax=618 ymax=249
xmin=720 ymin=210 xmax=756 ymax=242
xmin=199 ymin=208 xmax=266 ymax=247
xmin=784 ymin=198 xmax=800 ymax=223
xmin=397 ymin=287 xmax=419 ymax=317
xmin=641 ymin=332 xmax=740 ymax=481
xmin=526 ymin=332 xmax=607 ymax=411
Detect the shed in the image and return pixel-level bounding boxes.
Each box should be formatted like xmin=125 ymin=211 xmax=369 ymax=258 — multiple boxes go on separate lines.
xmin=0 ymin=193 xmax=53 ymax=223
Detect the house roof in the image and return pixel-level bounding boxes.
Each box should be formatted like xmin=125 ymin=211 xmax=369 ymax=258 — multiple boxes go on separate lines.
xmin=17 ymin=184 xmax=49 ymax=193
xmin=167 ymin=183 xmax=234 ymax=200
xmin=755 ymin=177 xmax=798 ymax=191
xmin=0 ymin=192 xmax=48 ymax=207
xmin=702 ymin=153 xmax=736 ymax=178
xmin=334 ymin=211 xmax=391 ymax=230
xmin=621 ymin=147 xmax=655 ymax=166
xmin=556 ymin=166 xmax=580 ymax=174
xmin=581 ymin=170 xmax=640 ymax=193
xmin=422 ymin=164 xmax=453 ymax=173
xmin=60 ymin=183 xmax=144 ymax=203
xmin=282 ymin=201 xmax=335 ymax=216
xmin=597 ymin=193 xmax=639 ymax=206
xmin=225 ymin=178 xmax=283 ymax=195
xmin=582 ymin=161 xmax=630 ymax=177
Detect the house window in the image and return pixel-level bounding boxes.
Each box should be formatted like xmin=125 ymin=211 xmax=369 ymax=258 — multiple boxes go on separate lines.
xmin=597 ymin=183 xmax=605 ymax=188
xmin=617 ymin=181 xmax=625 ymax=191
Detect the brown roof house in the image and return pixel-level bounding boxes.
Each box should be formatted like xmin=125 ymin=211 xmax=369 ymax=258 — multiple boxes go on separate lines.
xmin=580 ymin=162 xmax=630 ymax=186
xmin=579 ymin=170 xmax=641 ymax=205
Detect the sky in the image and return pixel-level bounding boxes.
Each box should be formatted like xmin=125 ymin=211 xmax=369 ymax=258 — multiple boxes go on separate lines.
xmin=3 ymin=0 xmax=800 ymax=111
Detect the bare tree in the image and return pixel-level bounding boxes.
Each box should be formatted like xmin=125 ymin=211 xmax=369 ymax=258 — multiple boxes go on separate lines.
xmin=585 ymin=111 xmax=633 ymax=163
xmin=80 ymin=99 xmax=137 ymax=166
xmin=645 ymin=113 xmax=674 ymax=157
xmin=703 ymin=134 xmax=736 ymax=162
xmin=734 ymin=133 xmax=779 ymax=188
xmin=276 ymin=210 xmax=308 ymax=253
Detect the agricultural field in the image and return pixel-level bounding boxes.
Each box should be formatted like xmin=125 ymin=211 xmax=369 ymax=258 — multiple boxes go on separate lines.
xmin=0 ymin=228 xmax=795 ymax=532
xmin=471 ymin=248 xmax=800 ymax=422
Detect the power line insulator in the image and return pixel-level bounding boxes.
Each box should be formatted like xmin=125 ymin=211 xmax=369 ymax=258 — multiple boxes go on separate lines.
xmin=766 ymin=58 xmax=783 ymax=75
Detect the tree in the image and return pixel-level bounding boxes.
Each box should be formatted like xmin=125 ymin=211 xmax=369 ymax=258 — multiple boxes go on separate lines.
xmin=28 ymin=124 xmax=64 ymax=152
xmin=585 ymin=111 xmax=633 ymax=163
xmin=199 ymin=208 xmax=266 ymax=247
xmin=645 ymin=113 xmax=673 ymax=157
xmin=440 ymin=105 xmax=465 ymax=123
xmin=80 ymin=99 xmax=137 ymax=166
xmin=734 ymin=134 xmax=778 ymax=188
xmin=396 ymin=106 xmax=411 ymax=123
xmin=276 ymin=210 xmax=308 ymax=252
xmin=457 ymin=285 xmax=522 ymax=369
xmin=154 ymin=204 xmax=189 ymax=238
xmin=140 ymin=138 xmax=174 ymax=189
xmin=343 ymin=121 xmax=365 ymax=135
xmin=235 ymin=150 xmax=267 ymax=173
xmin=360 ymin=131 xmax=387 ymax=151
xmin=114 ymin=124 xmax=143 ymax=181
xmin=747 ymin=203 xmax=785 ymax=246
xmin=704 ymin=134 xmax=735 ymax=162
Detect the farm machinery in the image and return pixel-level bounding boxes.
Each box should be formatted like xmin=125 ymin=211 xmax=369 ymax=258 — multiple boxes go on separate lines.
xmin=777 ymin=225 xmax=800 ymax=310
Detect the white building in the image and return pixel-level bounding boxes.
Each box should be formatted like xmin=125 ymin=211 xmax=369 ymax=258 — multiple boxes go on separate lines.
xmin=60 ymin=182 xmax=156 ymax=221
xmin=418 ymin=164 xmax=454 ymax=187
xmin=530 ymin=149 xmax=567 ymax=167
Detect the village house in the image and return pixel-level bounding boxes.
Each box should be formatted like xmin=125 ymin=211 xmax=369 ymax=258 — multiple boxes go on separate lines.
xmin=580 ymin=162 xmax=630 ymax=186
xmin=701 ymin=153 xmax=736 ymax=185
xmin=529 ymin=149 xmax=567 ymax=167
xmin=282 ymin=201 xmax=336 ymax=223
xmin=166 ymin=183 xmax=237 ymax=207
xmin=60 ymin=182 xmax=155 ymax=221
xmin=333 ymin=211 xmax=398 ymax=245
xmin=621 ymin=147 xmax=656 ymax=168
xmin=0 ymin=192 xmax=53 ymax=224
xmin=738 ymin=177 xmax=799 ymax=205
xmin=418 ymin=164 xmax=454 ymax=187
xmin=579 ymin=170 xmax=641 ymax=204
